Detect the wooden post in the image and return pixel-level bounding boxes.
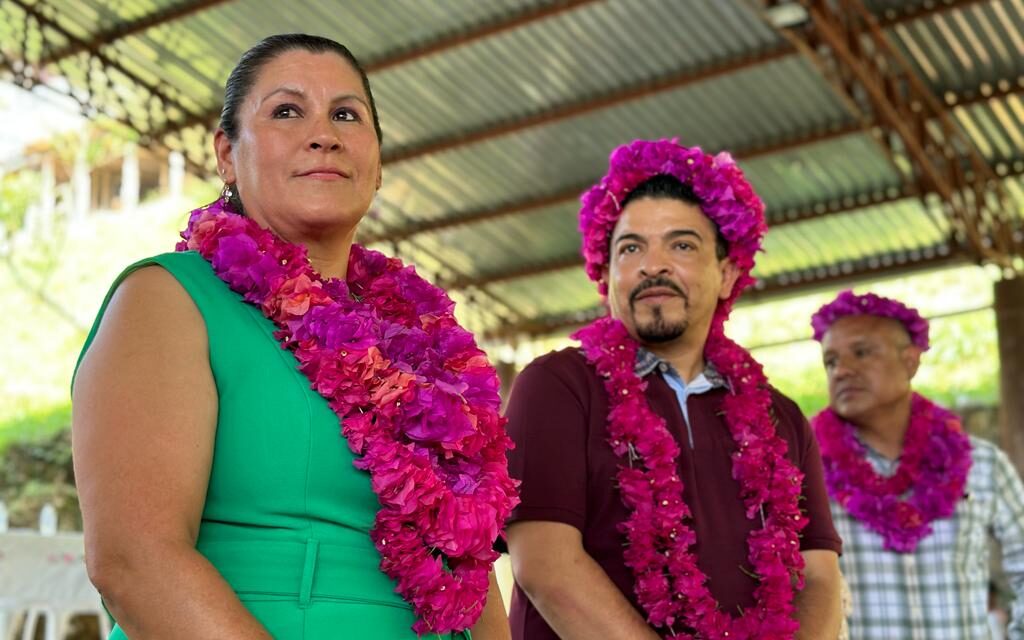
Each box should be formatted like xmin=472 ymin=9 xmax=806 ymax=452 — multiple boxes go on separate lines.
xmin=996 ymin=276 xmax=1024 ymax=474
xmin=495 ymin=360 xmax=518 ymax=412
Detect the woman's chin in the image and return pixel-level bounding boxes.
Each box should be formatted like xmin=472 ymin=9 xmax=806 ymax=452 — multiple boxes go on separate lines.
xmin=295 ymin=203 xmax=368 ymax=231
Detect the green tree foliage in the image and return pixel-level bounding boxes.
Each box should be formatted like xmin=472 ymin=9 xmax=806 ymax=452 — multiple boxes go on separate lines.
xmin=727 ymin=267 xmax=999 ymax=417
xmin=0 ymin=170 xmax=41 ymax=237
xmin=0 ymin=421 xmax=79 ymax=530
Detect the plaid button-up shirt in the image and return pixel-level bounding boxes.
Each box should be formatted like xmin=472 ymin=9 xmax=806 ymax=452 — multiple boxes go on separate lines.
xmin=835 ymin=435 xmax=1024 ymax=639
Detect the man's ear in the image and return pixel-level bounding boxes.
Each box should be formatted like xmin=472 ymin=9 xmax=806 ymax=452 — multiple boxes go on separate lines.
xmin=213 ymin=129 xmax=236 ymax=185
xmin=901 ymin=345 xmax=923 ymax=380
xmin=718 ymin=258 xmax=741 ymax=301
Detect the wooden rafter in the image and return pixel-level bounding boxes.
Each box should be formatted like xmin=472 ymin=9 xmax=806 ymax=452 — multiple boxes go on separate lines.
xmin=781 ymin=0 xmax=1022 ymax=268
xmin=444 ymin=254 xmax=582 ymax=290
xmin=35 ymin=0 xmax=234 ymax=67
xmin=364 ymin=0 xmax=603 ymax=72
xmin=7 ymin=2 xmax=209 ymax=135
xmin=361 ymin=181 xmax=592 ymax=245
xmin=382 ymin=46 xmax=795 ymax=165
xmin=768 ymin=182 xmax=921 ymax=226
xmin=364 ymin=79 xmax=1017 ymax=244
xmin=361 ymin=122 xmax=867 ymax=245
xmin=143 ymin=0 xmax=603 ymax=142
xmin=9 ymin=1 xmax=196 ymax=117
xmin=441 ymin=185 xmax=914 ymax=290
xmin=2 ymin=0 xmax=214 ymax=176
xmin=142 ymin=0 xmax=986 ymax=159
xmin=381 ymin=0 xmax=992 ymax=165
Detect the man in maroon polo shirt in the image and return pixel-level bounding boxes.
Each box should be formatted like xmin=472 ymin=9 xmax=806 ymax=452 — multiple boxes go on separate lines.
xmin=503 ymin=140 xmax=842 ymax=639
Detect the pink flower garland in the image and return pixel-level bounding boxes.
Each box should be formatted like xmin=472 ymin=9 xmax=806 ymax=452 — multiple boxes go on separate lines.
xmin=811 ymin=393 xmax=971 ymax=552
xmin=578 ymin=138 xmax=767 ymax=323
xmin=574 ymin=317 xmax=808 ymax=639
xmin=178 ymin=199 xmax=519 ymax=636
xmin=811 ymin=290 xmax=930 ymax=351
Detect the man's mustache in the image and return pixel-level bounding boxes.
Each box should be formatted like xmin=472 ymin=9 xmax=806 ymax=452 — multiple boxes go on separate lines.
xmin=630 ymin=277 xmax=686 ymax=305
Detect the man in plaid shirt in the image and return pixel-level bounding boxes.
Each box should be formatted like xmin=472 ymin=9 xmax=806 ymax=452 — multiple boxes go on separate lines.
xmin=810 ymin=290 xmax=1024 ymax=639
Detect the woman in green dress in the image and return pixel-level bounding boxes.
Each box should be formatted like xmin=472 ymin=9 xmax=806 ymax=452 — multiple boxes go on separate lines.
xmin=72 ymin=34 xmax=516 ymax=639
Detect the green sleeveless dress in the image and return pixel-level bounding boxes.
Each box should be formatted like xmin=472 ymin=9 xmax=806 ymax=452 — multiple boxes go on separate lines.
xmin=76 ymin=251 xmax=466 ymax=639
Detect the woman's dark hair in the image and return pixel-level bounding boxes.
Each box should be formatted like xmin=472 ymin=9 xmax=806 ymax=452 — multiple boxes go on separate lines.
xmin=620 ymin=174 xmax=728 ymax=260
xmin=219 ymin=34 xmax=382 ymax=146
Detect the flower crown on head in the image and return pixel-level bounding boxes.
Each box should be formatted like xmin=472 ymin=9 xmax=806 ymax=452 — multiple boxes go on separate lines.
xmin=578 ymin=138 xmax=767 ymax=322
xmin=811 ymin=290 xmax=930 ymax=351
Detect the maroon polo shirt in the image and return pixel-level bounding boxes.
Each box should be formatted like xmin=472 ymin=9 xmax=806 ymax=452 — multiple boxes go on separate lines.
xmin=503 ymin=348 xmax=841 ymax=639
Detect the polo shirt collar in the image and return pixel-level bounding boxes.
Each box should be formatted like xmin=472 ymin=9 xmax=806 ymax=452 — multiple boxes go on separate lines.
xmin=634 ymin=347 xmax=728 ymax=389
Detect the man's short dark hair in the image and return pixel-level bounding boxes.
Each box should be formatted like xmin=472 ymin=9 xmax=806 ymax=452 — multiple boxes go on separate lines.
xmin=620 ymin=174 xmax=729 ymax=260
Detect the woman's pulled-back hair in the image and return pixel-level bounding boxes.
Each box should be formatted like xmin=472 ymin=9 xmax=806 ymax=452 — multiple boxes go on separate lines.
xmin=219 ymin=33 xmax=382 ymax=146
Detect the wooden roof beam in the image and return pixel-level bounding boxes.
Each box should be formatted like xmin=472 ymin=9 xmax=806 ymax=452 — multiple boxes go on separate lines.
xmin=444 ymin=254 xmax=583 ymax=290
xmin=365 ymin=0 xmax=603 ymax=72
xmin=362 ymin=123 xmax=866 ymax=244
xmin=143 ymin=0 xmax=603 ymax=140
xmin=138 ymin=0 xmax=992 ymax=158
xmin=364 ymin=78 xmax=1020 ymax=244
xmin=382 ymin=0 xmax=992 ymax=165
xmin=382 ymin=45 xmax=795 ymax=164
xmin=35 ymin=0 xmax=234 ymax=67
xmin=10 ymin=1 xmax=204 ymax=128
xmin=787 ymin=0 xmax=1020 ymax=266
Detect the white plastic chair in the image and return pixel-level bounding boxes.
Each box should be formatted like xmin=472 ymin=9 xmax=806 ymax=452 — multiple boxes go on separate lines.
xmin=19 ymin=605 xmax=56 ymax=640
xmin=11 ymin=603 xmax=110 ymax=640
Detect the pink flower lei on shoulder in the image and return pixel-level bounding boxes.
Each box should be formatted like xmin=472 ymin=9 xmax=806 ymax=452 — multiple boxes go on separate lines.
xmin=811 ymin=394 xmax=971 ymax=552
xmin=810 ymin=291 xmax=971 ymax=552
xmin=177 ymin=198 xmax=519 ymax=636
xmin=573 ymin=139 xmax=807 ymax=638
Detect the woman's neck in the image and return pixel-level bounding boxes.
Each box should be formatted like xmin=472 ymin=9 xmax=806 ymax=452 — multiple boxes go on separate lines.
xmin=243 ymin=207 xmax=358 ymax=280
xmin=307 ymin=234 xmax=355 ymax=280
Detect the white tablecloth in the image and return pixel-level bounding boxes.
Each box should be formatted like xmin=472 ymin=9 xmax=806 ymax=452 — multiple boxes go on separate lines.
xmin=0 ymin=529 xmax=100 ymax=609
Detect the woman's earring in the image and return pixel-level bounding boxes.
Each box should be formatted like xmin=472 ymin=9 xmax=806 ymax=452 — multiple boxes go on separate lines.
xmin=221 ymin=183 xmax=234 ymax=206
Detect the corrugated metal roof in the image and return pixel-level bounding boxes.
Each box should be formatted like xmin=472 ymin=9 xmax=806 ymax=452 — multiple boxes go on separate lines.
xmin=488 ymin=267 xmax=598 ymax=319
xmin=757 ymin=198 xmax=950 ymax=277
xmin=887 ymin=0 xmax=1024 ymax=93
xmin=742 ymin=132 xmax=903 ymax=217
xmin=1 ymin=0 xmax=1020 ymax=339
xmin=411 ymin=202 xmax=578 ymax=278
xmin=373 ymin=0 xmax=784 ymax=147
xmin=953 ymin=94 xmax=1024 ymax=164
xmin=378 ymin=54 xmax=855 ymax=224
